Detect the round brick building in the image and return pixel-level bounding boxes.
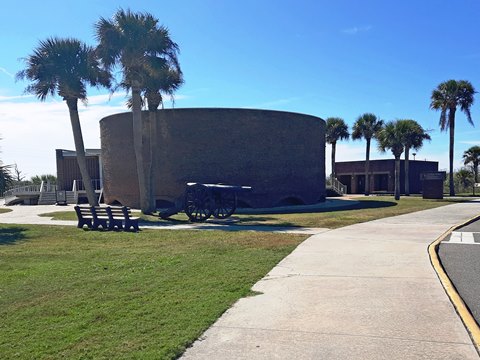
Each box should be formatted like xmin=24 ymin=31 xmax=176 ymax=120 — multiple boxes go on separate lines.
xmin=100 ymin=108 xmax=325 ymax=208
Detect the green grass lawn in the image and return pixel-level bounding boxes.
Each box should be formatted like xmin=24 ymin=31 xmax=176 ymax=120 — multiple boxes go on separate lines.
xmin=41 ymin=196 xmax=471 ymax=229
xmin=233 ymin=196 xmax=472 ymax=228
xmin=0 ymin=208 xmax=12 ymax=214
xmin=0 ymin=225 xmax=305 ymax=359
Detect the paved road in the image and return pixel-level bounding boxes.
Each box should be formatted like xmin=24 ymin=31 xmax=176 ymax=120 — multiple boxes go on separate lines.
xmin=439 ymin=218 xmax=480 ymax=326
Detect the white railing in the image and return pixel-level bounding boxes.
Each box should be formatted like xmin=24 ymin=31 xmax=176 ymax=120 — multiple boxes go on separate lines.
xmin=327 ymin=178 xmax=347 ymax=195
xmin=72 ymin=179 xmax=102 ymax=191
xmin=4 ymin=184 xmax=42 ymax=197
xmin=39 ymin=181 xmax=57 ymax=193
xmin=5 ymin=181 xmax=57 ymax=195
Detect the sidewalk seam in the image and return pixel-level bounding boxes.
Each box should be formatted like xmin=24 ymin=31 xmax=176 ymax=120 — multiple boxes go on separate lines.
xmin=211 ymin=324 xmax=474 ymax=346
xmin=428 ymin=214 xmax=480 ymax=355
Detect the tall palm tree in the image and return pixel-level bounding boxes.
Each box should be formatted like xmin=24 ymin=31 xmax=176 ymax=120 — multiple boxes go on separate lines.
xmin=16 ymin=38 xmax=111 ymax=206
xmin=430 ymin=80 xmax=476 ymax=196
xmin=126 ymin=64 xmax=184 ymax=211
xmin=352 ymin=113 xmax=384 ymax=195
xmin=397 ymin=119 xmax=431 ymax=195
xmin=325 ymin=117 xmax=349 ymax=180
xmin=463 ymin=145 xmax=480 ymax=195
xmin=95 ymin=9 xmax=181 ymax=213
xmin=377 ymin=121 xmax=406 ymax=201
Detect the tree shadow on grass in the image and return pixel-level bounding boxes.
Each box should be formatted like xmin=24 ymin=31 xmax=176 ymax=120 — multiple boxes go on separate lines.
xmin=343 ymin=200 xmax=397 ymax=211
xmin=141 ymin=217 xmax=190 ymax=225
xmin=0 ymin=226 xmax=28 ymax=245
xmin=239 ymin=200 xmax=398 ymax=215
xmin=139 ymin=200 xmax=399 ymax=228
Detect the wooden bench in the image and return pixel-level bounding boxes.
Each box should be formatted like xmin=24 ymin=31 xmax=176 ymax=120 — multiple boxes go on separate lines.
xmin=122 ymin=207 xmax=139 ymax=231
xmin=91 ymin=206 xmax=109 ymax=230
xmin=74 ymin=206 xmax=93 ymax=229
xmin=74 ymin=205 xmax=139 ymax=231
xmin=106 ymin=206 xmax=124 ymax=230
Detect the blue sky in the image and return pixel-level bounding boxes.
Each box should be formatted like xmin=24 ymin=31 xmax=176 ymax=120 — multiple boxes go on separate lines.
xmin=1 ymin=0 xmax=480 ymax=177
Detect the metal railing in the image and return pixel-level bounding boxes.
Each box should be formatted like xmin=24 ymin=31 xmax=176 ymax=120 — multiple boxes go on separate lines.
xmin=72 ymin=179 xmax=102 ymax=191
xmin=327 ymin=178 xmax=347 ymax=195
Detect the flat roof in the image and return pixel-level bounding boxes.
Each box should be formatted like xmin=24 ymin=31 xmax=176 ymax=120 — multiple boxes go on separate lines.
xmin=57 ymin=149 xmax=101 ymax=157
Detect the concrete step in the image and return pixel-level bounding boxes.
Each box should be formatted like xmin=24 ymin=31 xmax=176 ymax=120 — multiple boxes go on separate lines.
xmin=38 ymin=191 xmax=78 ymax=205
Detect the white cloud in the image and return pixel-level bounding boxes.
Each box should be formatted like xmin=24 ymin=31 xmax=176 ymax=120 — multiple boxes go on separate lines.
xmin=0 ymin=94 xmax=35 ymax=101
xmin=342 ymin=25 xmax=372 ymax=35
xmin=459 ymin=140 xmax=480 ymax=145
xmin=0 ymin=67 xmax=14 ymax=78
xmin=0 ymin=96 xmax=127 ymax=177
xmin=0 ymin=91 xmax=189 ymax=178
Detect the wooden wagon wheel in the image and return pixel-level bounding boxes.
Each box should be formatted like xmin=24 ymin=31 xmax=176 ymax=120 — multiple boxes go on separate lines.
xmin=213 ymin=191 xmax=237 ymax=219
xmin=184 ymin=184 xmax=213 ymax=222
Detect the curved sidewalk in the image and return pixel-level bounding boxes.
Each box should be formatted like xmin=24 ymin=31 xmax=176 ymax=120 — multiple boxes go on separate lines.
xmin=182 ymin=201 xmax=480 ymax=359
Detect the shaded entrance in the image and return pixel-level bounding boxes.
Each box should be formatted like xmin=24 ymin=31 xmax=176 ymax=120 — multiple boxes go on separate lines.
xmin=373 ymin=173 xmax=389 ymax=192
xmin=356 ymin=175 xmax=365 ymax=194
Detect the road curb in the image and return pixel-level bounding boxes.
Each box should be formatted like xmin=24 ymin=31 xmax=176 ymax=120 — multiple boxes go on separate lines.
xmin=428 ymin=214 xmax=480 ymax=354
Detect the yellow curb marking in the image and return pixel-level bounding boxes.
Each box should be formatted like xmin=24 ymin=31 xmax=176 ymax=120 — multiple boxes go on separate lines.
xmin=429 ymin=214 xmax=480 ymax=353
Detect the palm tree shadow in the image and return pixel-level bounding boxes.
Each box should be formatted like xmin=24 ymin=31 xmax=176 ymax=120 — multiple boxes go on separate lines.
xmin=343 ymin=200 xmax=397 ymax=211
xmin=239 ymin=200 xmax=398 ymax=216
xmin=0 ymin=227 xmax=28 ymax=245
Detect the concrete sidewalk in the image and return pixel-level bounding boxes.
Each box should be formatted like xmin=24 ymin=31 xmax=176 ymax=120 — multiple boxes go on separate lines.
xmin=182 ymin=201 xmax=480 ymax=359
xmin=0 ymin=204 xmax=77 ymax=226
xmin=0 ymin=204 xmax=329 ymax=234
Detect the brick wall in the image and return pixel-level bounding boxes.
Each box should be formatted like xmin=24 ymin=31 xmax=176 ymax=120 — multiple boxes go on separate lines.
xmin=100 ymin=108 xmax=326 ymax=208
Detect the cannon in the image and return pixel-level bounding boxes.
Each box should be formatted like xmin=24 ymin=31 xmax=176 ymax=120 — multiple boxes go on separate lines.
xmin=159 ymin=182 xmax=252 ymax=222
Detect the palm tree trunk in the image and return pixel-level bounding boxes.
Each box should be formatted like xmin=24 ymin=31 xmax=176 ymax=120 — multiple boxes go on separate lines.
xmin=405 ymin=146 xmax=410 ymax=196
xmin=474 ymin=160 xmax=478 ymax=196
xmin=394 ymin=155 xmax=401 ymax=201
xmin=475 ymin=161 xmax=479 ymax=183
xmin=148 ymin=109 xmax=158 ymax=212
xmin=66 ymin=98 xmax=98 ymax=206
xmin=131 ymin=83 xmax=150 ymax=213
xmin=449 ymin=109 xmax=456 ymax=196
xmin=365 ymin=138 xmax=371 ymax=196
xmin=331 ymin=142 xmax=336 ymax=179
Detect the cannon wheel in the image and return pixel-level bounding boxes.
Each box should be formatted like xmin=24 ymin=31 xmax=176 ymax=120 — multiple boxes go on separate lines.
xmin=213 ymin=191 xmax=237 ymax=219
xmin=184 ymin=184 xmax=213 ymax=222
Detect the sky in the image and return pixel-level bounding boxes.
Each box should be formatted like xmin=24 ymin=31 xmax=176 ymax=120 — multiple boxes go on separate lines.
xmin=1 ymin=0 xmax=480 ymax=179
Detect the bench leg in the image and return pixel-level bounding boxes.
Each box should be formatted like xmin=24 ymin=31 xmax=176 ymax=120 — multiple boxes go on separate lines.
xmin=78 ymin=219 xmax=92 ymax=229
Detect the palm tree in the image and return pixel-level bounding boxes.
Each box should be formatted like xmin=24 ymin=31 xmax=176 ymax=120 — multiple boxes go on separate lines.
xmin=463 ymin=145 xmax=480 ymax=195
xmin=17 ymin=38 xmax=111 ymax=206
xmin=397 ymin=119 xmax=431 ymax=195
xmin=95 ymin=9 xmax=181 ymax=213
xmin=325 ymin=117 xmax=349 ymax=180
xmin=352 ymin=113 xmax=384 ymax=195
xmin=377 ymin=121 xmax=405 ymax=200
xmin=455 ymin=168 xmax=474 ymax=194
xmin=126 ymin=64 xmax=184 ymax=211
xmin=430 ymin=80 xmax=476 ymax=196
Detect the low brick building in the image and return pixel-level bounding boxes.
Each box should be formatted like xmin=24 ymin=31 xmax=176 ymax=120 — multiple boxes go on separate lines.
xmin=335 ymin=159 xmax=438 ymax=194
xmin=56 ymin=149 xmax=102 ymax=191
